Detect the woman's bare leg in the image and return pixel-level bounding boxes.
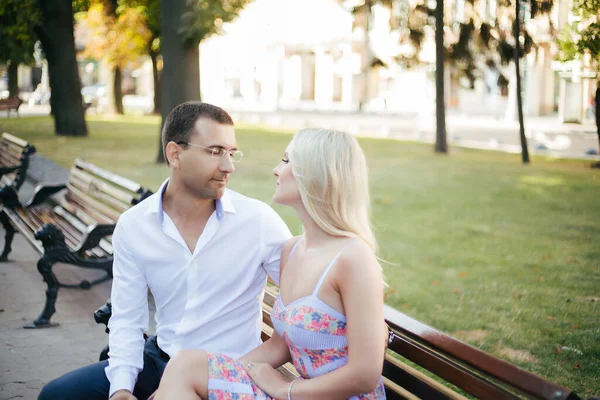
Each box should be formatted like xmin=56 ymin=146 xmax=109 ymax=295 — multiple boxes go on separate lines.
xmin=153 ymin=350 xmax=209 ymax=400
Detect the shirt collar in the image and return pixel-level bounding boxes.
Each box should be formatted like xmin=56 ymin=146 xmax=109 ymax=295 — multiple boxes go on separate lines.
xmin=145 ymin=178 xmax=236 ymax=224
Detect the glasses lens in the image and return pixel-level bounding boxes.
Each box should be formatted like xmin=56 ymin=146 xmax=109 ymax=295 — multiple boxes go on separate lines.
xmin=232 ymin=151 xmax=243 ymax=162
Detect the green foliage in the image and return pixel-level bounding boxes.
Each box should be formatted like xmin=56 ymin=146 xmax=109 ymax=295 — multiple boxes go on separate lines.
xmin=73 ymin=0 xmax=92 ymax=12
xmin=448 ymin=22 xmax=477 ymax=88
xmin=577 ymin=22 xmax=600 ymax=63
xmin=0 ymin=0 xmax=41 ymax=64
xmin=557 ymin=23 xmax=579 ymax=62
xmin=556 ymin=0 xmax=600 ymax=68
xmin=178 ymin=0 xmax=253 ymax=47
xmin=80 ymin=1 xmax=152 ymax=68
xmin=122 ymin=0 xmax=160 ymax=39
xmin=396 ymin=0 xmax=553 ymax=87
xmin=575 ymin=0 xmax=600 ymax=17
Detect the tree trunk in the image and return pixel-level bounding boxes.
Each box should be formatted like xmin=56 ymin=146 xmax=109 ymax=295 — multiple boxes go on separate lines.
xmin=157 ymin=0 xmax=200 ymax=163
xmin=114 ymin=67 xmax=124 ymax=114
xmin=35 ymin=0 xmax=87 ymax=136
xmin=513 ymin=2 xmax=529 ymax=164
xmin=434 ymin=0 xmax=448 ymax=153
xmin=150 ymin=49 xmax=161 ymax=115
xmin=8 ymin=62 xmax=19 ymax=98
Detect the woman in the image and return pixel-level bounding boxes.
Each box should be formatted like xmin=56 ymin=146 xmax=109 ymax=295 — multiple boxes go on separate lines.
xmin=154 ymin=128 xmax=387 ymax=400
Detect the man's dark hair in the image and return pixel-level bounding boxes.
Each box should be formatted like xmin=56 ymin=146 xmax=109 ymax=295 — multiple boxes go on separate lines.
xmin=161 ymin=102 xmax=234 ymax=164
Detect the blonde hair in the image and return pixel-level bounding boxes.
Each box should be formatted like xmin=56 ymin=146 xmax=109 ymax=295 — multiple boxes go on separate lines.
xmin=289 ymin=128 xmax=377 ymax=253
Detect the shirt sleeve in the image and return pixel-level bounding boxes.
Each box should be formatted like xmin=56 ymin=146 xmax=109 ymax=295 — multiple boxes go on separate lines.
xmin=104 ymin=218 xmax=149 ymax=397
xmin=260 ymin=203 xmax=292 ymax=286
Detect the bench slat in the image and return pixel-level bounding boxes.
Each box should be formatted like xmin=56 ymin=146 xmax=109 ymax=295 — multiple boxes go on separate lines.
xmin=15 ymin=208 xmax=45 ymax=236
xmin=382 ymin=377 xmax=421 ymax=400
xmin=60 ymin=193 xmax=114 ymax=226
xmin=0 ymin=148 xmax=20 ymax=166
xmin=388 ymin=328 xmax=518 ymax=399
xmin=3 ymin=139 xmax=27 ymax=154
xmin=383 ymin=354 xmax=466 ymax=400
xmin=2 ymin=132 xmax=28 ymax=148
xmin=69 ymin=167 xmax=135 ymax=207
xmin=75 ymin=158 xmax=143 ymax=195
xmin=58 ymin=199 xmax=104 ymax=226
xmin=385 ymin=306 xmax=573 ymax=399
xmin=52 ymin=206 xmax=111 ymax=257
xmin=4 ymin=209 xmax=43 ymax=253
xmin=66 ymin=184 xmax=121 ymax=223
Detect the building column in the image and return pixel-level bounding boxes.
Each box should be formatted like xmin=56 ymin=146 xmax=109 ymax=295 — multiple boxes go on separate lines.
xmin=314 ymin=46 xmax=334 ymax=108
xmin=340 ymin=44 xmax=354 ymax=110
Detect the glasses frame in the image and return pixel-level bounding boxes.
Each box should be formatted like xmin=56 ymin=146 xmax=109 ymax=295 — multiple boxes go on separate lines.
xmin=177 ymin=142 xmax=243 ymax=163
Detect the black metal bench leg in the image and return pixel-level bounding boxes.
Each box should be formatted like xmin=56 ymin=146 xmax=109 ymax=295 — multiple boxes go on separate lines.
xmin=24 ymin=256 xmax=60 ymax=329
xmin=0 ymin=210 xmax=15 ymax=262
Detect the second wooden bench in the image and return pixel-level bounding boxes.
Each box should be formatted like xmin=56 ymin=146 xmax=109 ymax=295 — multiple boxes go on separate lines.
xmin=0 ymin=158 xmax=152 ymax=328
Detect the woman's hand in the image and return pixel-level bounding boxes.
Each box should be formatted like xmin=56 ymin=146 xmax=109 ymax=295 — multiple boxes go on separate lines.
xmin=244 ymin=362 xmax=289 ymax=400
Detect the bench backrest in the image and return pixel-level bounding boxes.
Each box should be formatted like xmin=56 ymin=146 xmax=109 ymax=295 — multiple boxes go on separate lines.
xmin=0 ymin=132 xmax=36 ymax=189
xmin=260 ymin=285 xmax=582 ymax=400
xmin=61 ymin=158 xmax=152 ymax=227
xmin=0 ymin=97 xmax=21 ymax=106
xmin=384 ymin=306 xmax=580 ymax=400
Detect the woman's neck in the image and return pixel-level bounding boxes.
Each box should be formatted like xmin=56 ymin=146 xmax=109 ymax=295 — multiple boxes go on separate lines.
xmin=296 ymin=206 xmax=337 ymax=249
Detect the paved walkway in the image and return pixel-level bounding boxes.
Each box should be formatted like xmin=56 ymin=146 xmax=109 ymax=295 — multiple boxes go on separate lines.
xmin=0 ymin=224 xmax=112 ymax=400
xmin=0 ymin=154 xmax=157 ymax=400
xmin=0 ymin=158 xmax=109 ymax=400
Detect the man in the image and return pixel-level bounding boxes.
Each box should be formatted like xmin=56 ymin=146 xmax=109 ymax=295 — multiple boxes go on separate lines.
xmin=38 ymin=102 xmax=292 ymax=400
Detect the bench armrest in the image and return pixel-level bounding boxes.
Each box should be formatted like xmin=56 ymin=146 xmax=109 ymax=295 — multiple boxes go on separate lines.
xmin=0 ymin=184 xmax=21 ymax=208
xmin=76 ymin=224 xmax=116 ymax=253
xmin=24 ymin=183 xmax=67 ymax=207
xmin=94 ymin=299 xmax=112 ymax=333
xmin=0 ymin=165 xmax=19 ymax=177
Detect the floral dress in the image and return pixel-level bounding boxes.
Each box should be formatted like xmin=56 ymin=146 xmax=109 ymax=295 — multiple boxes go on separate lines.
xmin=206 ymin=242 xmax=386 ymax=400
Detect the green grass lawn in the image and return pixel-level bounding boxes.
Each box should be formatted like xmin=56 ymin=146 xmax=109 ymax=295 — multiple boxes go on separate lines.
xmin=2 ymin=116 xmax=599 ymax=395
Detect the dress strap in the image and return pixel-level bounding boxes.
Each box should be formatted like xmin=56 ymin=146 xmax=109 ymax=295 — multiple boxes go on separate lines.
xmin=288 ymin=237 xmax=302 ymax=258
xmin=312 ymin=240 xmax=354 ymax=296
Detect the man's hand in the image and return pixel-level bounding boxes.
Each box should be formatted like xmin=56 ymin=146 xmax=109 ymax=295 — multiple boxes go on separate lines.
xmin=109 ymin=389 xmax=137 ymax=400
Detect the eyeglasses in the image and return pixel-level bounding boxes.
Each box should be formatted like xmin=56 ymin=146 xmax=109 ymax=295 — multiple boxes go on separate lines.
xmin=178 ymin=142 xmax=243 ymax=163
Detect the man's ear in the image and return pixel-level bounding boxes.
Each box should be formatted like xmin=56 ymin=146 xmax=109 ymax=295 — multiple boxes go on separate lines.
xmin=165 ymin=142 xmax=181 ymax=168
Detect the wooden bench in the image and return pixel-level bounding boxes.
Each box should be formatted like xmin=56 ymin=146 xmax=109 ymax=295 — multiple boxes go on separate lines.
xmin=94 ymin=283 xmax=593 ymax=399
xmin=0 ymin=97 xmax=23 ymax=117
xmin=0 ymin=158 xmax=152 ymax=329
xmin=0 ymin=132 xmax=36 ymax=191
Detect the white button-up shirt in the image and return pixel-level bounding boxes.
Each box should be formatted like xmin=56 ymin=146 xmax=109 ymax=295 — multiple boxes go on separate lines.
xmin=105 ymin=180 xmax=292 ymax=396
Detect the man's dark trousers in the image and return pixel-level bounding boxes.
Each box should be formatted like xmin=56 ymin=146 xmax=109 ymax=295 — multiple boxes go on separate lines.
xmin=38 ymin=337 xmax=168 ymax=400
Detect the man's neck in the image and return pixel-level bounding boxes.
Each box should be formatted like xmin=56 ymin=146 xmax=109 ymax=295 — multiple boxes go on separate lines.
xmin=162 ymin=179 xmax=216 ymax=222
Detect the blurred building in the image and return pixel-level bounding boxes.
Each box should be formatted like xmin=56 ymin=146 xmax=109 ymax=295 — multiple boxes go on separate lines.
xmin=199 ymin=0 xmax=594 ymax=120
xmin=200 ymin=0 xmax=357 ymax=111
xmin=7 ymin=0 xmax=593 ymax=122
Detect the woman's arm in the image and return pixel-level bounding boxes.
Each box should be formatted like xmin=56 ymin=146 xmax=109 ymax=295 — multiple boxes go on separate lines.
xmin=249 ymin=241 xmax=388 ymax=399
xmin=239 ymin=330 xmax=291 ymax=368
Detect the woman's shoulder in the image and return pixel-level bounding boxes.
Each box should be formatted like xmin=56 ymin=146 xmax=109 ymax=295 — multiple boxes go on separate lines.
xmin=280 ymin=236 xmax=302 ymax=269
xmin=335 ymin=239 xmax=381 ymax=280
